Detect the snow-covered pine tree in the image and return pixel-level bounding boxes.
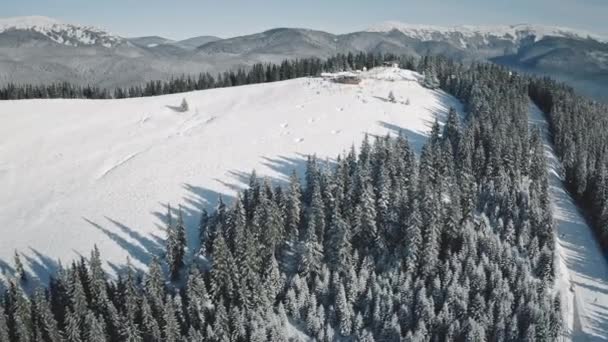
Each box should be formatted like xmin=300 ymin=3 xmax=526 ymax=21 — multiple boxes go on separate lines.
xmin=284 ymin=170 xmax=302 ymax=242
xmin=162 ymin=295 xmax=181 ymax=342
xmin=180 ymin=98 xmax=189 ymax=112
xmin=335 ymin=283 xmax=353 ymax=336
xmin=84 ymin=311 xmax=107 ymax=342
xmin=166 ymin=205 xmax=186 ymax=281
xmin=0 ymin=304 xmax=9 ymax=342
xmin=325 ymin=202 xmax=352 ymax=273
xmin=210 ymin=234 xmax=238 ymax=304
xmin=32 ymin=288 xmax=62 ymax=342
xmin=198 ymin=209 xmax=209 ymax=255
xmin=14 ymin=250 xmax=26 ymax=282
xmin=172 ymin=206 xmax=187 ymax=280
xmin=422 ymin=66 xmax=440 ymax=89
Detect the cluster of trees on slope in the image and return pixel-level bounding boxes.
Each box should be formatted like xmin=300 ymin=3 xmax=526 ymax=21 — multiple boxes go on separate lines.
xmin=0 ymin=53 xmax=412 ymax=100
xmin=0 ymin=60 xmax=561 ymax=341
xmin=529 ymin=79 xmax=608 ymax=249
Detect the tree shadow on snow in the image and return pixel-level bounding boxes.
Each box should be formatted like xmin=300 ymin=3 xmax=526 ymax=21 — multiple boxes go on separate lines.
xmin=372 ymin=95 xmax=392 ymax=103
xmin=165 ymin=105 xmax=185 ymax=112
xmin=376 ymin=121 xmax=430 ymax=154
xmin=586 ymin=303 xmax=608 ymax=340
xmin=4 ymin=129 xmax=415 ymax=286
xmin=84 ymin=217 xmax=159 ymax=268
xmin=57 ymin=154 xmax=311 ymax=281
xmin=0 ymin=258 xmax=15 ymax=277
xmin=0 ymin=249 xmax=61 ymax=292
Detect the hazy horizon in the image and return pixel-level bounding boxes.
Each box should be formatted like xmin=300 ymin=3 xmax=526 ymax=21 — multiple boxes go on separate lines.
xmin=3 ymin=0 xmax=607 ymax=40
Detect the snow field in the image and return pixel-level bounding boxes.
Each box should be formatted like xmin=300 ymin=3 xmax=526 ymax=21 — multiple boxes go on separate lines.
xmin=0 ymin=67 xmax=462 ymax=280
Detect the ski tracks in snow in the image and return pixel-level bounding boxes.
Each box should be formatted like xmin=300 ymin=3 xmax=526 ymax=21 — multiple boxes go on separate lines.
xmin=98 ymin=109 xmax=217 ymax=181
xmin=96 ymin=150 xmax=147 ymax=180
xmin=528 ymin=102 xmax=608 ymax=341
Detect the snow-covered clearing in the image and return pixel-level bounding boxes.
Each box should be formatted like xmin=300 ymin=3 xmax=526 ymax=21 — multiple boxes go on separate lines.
xmin=529 ymin=102 xmax=608 ymax=341
xmin=0 ymin=67 xmax=462 ymax=281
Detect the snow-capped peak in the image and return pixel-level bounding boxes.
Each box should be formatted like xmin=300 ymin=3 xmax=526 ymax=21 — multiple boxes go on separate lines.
xmin=0 ymin=16 xmax=124 ymax=48
xmin=0 ymin=15 xmax=63 ymax=29
xmin=367 ymin=21 xmax=606 ymax=43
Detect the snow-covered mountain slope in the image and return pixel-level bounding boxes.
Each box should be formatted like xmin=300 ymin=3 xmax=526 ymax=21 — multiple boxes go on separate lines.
xmin=0 ymin=16 xmax=124 ymax=47
xmin=529 ymin=103 xmax=608 ymax=341
xmin=368 ymin=21 xmax=606 ymax=44
xmin=0 ymin=67 xmax=462 ymax=280
xmin=128 ymin=36 xmax=175 ymax=48
xmin=174 ymin=35 xmax=222 ymax=50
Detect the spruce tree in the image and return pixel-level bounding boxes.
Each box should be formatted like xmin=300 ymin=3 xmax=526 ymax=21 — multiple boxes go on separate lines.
xmin=0 ymin=304 xmax=8 ymax=342
xmin=14 ymin=251 xmax=26 ymax=282
xmin=162 ymin=295 xmax=181 ymax=342
xmin=210 ymin=234 xmax=238 ymax=304
xmin=185 ymin=267 xmax=209 ymax=332
xmin=166 ymin=205 xmax=186 ymax=281
xmin=357 ymin=184 xmax=378 ymax=253
xmin=325 ymin=202 xmax=351 ymax=273
xmin=33 ymin=289 xmax=62 ymax=342
xmin=336 ymin=283 xmax=353 ymax=336
xmin=404 ymin=199 xmax=423 ymax=272
xmin=284 ymin=171 xmax=302 ymax=242
xmin=180 ymin=98 xmax=189 ymax=112
xmin=85 ymin=311 xmax=107 ymax=342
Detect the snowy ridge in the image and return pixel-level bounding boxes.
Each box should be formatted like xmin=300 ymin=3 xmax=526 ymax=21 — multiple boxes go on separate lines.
xmin=0 ymin=67 xmax=462 ymax=278
xmin=321 ymin=68 xmax=421 ymax=82
xmin=0 ymin=16 xmax=124 ymax=47
xmin=368 ymin=21 xmax=606 ymax=43
xmin=363 ymin=67 xmax=421 ymax=82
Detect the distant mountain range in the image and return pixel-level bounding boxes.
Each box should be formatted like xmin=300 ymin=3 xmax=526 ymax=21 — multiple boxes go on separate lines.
xmin=127 ymin=35 xmax=221 ymax=50
xmin=0 ymin=16 xmax=606 ymax=101
xmin=0 ymin=16 xmax=124 ymax=47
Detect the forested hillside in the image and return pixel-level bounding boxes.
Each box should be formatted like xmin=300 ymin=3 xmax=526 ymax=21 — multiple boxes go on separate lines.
xmin=0 ymin=53 xmax=408 ymax=100
xmin=0 ymin=59 xmax=564 ymax=341
xmin=529 ymin=80 xmax=608 ymax=250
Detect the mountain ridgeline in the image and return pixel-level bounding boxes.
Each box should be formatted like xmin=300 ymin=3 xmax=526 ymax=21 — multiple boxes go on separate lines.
xmin=0 ymin=57 xmax=564 ymax=341
xmin=0 ymin=16 xmax=606 ymax=101
xmin=0 ymin=53 xmax=412 ymax=100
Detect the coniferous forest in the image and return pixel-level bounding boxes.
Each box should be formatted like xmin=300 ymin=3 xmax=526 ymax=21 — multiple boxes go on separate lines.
xmin=0 ymin=57 xmax=568 ymax=341
xmin=529 ymin=80 xmax=608 ymax=251
xmin=0 ymin=53 xmax=409 ymax=101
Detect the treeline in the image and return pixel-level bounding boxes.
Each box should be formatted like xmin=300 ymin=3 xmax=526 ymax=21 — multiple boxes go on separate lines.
xmin=0 ymin=53 xmax=413 ymax=100
xmin=530 ymin=79 xmax=608 ymax=250
xmin=0 ymin=58 xmax=561 ymax=341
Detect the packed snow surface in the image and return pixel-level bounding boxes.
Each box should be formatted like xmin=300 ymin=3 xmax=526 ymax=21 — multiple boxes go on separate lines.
xmin=368 ymin=21 xmax=606 ymax=43
xmin=0 ymin=67 xmax=462 ymax=279
xmin=529 ymin=103 xmax=608 ymax=341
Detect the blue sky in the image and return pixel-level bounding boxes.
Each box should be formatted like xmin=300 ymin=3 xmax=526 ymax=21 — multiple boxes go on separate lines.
xmin=4 ymin=0 xmax=607 ymax=39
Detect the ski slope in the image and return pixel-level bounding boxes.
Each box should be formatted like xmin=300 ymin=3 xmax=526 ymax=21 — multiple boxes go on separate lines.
xmin=529 ymin=103 xmax=608 ymax=341
xmin=0 ymin=67 xmax=462 ymax=281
